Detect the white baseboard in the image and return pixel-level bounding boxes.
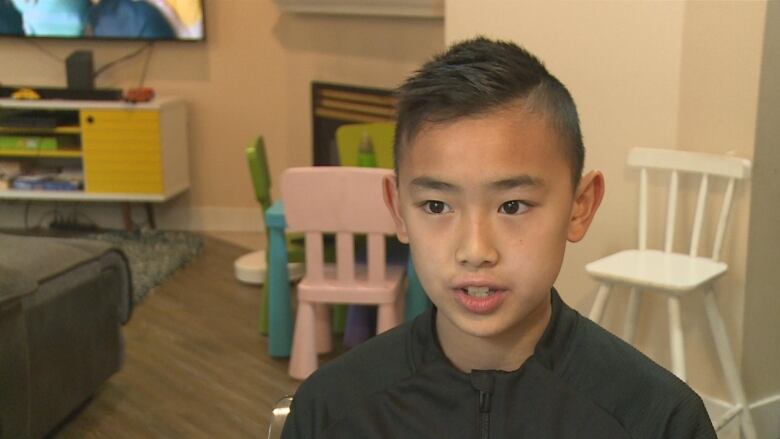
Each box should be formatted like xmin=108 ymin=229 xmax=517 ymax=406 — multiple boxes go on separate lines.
xmin=156 ymin=206 xmax=265 ymax=231
xmin=0 ymin=200 xmax=264 ymax=232
xmin=702 ymin=393 xmax=780 ymax=439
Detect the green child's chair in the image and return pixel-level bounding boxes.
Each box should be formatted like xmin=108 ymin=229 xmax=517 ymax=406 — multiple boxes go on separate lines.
xmin=233 ymin=136 xmax=306 ymax=334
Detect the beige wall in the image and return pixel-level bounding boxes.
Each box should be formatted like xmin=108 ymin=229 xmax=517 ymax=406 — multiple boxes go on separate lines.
xmin=674 ymin=1 xmax=765 ymax=402
xmin=744 ymin=0 xmax=780 ymax=402
xmin=446 ymin=0 xmax=773 ymax=407
xmin=0 ymin=0 xmax=444 ymax=229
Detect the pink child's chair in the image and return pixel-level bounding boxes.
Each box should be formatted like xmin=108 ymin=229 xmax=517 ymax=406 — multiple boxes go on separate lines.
xmin=283 ymin=167 xmax=406 ymax=380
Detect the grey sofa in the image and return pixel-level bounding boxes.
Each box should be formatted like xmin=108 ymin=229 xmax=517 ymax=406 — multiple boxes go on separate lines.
xmin=0 ymin=233 xmax=132 ymax=438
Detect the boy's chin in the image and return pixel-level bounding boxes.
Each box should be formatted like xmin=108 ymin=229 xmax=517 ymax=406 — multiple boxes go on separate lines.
xmin=438 ymin=310 xmax=519 ymax=339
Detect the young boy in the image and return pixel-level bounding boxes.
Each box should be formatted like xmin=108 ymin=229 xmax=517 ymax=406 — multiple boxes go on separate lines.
xmin=282 ymin=37 xmax=716 ymax=439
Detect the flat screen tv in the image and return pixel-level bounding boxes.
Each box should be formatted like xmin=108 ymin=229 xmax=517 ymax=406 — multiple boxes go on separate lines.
xmin=0 ymin=0 xmax=205 ymax=41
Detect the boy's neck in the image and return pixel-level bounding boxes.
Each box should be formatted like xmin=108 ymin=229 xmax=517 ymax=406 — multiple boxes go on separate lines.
xmin=435 ymin=297 xmax=552 ymax=373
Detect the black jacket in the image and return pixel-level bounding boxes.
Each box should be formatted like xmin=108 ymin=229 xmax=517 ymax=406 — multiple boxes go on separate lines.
xmin=282 ymin=290 xmax=717 ymax=438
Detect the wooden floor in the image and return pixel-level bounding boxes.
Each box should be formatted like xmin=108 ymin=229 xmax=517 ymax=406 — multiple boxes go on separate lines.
xmin=54 ymin=235 xmax=301 ymax=438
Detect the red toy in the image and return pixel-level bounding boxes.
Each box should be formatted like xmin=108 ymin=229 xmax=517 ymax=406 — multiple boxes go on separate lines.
xmin=124 ymin=87 xmax=155 ymax=103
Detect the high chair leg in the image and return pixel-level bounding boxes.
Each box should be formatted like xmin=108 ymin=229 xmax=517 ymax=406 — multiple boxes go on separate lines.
xmin=589 ymin=283 xmax=612 ymax=323
xmin=289 ymin=301 xmax=317 ymax=380
xmin=703 ymin=289 xmax=757 ymax=439
xmin=668 ymin=296 xmax=686 ymax=381
xmin=623 ymin=287 xmax=642 ymax=343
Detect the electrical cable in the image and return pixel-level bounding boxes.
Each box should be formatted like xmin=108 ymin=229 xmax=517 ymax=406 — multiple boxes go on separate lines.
xmin=26 ymin=40 xmax=151 ymax=83
xmin=34 ymin=208 xmax=61 ymax=230
xmin=75 ymin=210 xmax=98 ymax=228
xmin=124 ymin=205 xmax=142 ymax=230
xmin=138 ymin=42 xmax=154 ymax=87
xmin=26 ymin=39 xmax=65 ymax=63
xmin=66 ymin=203 xmax=98 ymax=230
xmin=94 ymin=42 xmax=152 ymax=79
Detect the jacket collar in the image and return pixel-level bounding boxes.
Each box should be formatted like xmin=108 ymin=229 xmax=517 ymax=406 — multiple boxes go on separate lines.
xmin=408 ymin=288 xmax=579 ymax=374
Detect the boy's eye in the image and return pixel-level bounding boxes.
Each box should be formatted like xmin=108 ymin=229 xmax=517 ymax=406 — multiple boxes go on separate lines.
xmin=422 ymin=200 xmax=451 ymax=215
xmin=499 ymin=200 xmax=528 ymax=215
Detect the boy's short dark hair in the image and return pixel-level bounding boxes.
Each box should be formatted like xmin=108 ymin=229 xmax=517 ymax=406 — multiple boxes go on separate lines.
xmin=394 ymin=36 xmax=585 ymax=187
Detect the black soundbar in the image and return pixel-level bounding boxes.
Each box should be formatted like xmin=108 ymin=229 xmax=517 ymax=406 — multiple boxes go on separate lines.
xmin=0 ymin=86 xmax=123 ymax=101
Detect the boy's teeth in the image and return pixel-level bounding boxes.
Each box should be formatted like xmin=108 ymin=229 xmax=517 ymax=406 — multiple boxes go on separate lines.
xmin=466 ymin=287 xmax=491 ymax=297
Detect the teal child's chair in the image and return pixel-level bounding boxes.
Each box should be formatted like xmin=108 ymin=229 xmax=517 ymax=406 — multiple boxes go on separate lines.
xmin=237 ymin=136 xmax=341 ymax=336
xmin=233 ymin=137 xmax=306 ymax=334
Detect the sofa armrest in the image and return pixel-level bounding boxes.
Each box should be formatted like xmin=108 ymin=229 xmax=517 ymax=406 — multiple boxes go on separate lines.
xmin=0 ymin=233 xmax=132 ymax=323
xmin=0 ymin=266 xmax=36 ymax=306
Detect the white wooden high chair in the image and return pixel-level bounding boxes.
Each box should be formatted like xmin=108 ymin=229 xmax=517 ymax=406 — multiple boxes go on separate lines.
xmin=586 ymin=147 xmax=756 ymax=439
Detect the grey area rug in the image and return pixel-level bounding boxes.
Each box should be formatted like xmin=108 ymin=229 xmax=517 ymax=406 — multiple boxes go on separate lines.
xmin=84 ymin=230 xmax=204 ymax=304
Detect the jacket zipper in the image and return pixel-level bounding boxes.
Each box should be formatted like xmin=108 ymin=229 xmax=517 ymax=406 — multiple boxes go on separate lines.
xmin=470 ymin=372 xmax=495 ymax=439
xmin=479 ymin=387 xmax=492 ymax=439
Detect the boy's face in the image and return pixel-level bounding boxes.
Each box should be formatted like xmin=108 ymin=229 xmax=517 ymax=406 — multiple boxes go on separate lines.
xmin=383 ymin=103 xmax=603 ymax=345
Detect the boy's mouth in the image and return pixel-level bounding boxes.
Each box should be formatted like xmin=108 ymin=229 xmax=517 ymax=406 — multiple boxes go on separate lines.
xmin=453 ymin=279 xmax=505 ymax=294
xmin=463 ymin=286 xmax=493 ymax=298
xmin=453 ymin=285 xmax=506 ymax=314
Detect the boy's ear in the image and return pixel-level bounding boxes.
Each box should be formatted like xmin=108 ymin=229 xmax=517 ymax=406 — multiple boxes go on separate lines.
xmin=567 ymin=170 xmax=605 ymax=243
xmin=382 ymin=175 xmax=410 ymax=244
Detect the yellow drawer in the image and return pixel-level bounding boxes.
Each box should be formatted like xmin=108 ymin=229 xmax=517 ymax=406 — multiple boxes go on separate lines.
xmin=80 ymin=109 xmax=159 ymax=125
xmin=86 ymin=173 xmax=162 ymax=189
xmin=83 ymin=131 xmax=161 ymax=143
xmin=86 ymin=182 xmax=163 ymax=194
xmin=78 ymin=108 xmax=169 ymax=195
xmin=84 ymin=161 xmax=160 ymax=180
xmin=83 ymin=120 xmax=161 ymax=132
xmin=87 ymin=152 xmax=161 ymax=165
xmin=87 ymin=162 xmax=161 ymax=174
xmin=82 ymin=122 xmax=160 ymax=175
xmin=86 ymin=174 xmax=163 ymax=194
xmin=83 ymin=143 xmax=161 ymax=158
xmin=80 ymin=110 xmax=160 ymax=151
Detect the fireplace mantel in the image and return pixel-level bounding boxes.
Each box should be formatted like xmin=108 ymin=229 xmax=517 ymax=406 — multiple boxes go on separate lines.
xmin=274 ymin=0 xmax=443 ymax=18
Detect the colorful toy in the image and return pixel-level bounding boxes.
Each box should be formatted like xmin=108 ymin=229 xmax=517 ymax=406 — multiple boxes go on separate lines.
xmin=11 ymin=88 xmax=41 ymax=100
xmin=124 ymin=87 xmax=155 ymax=103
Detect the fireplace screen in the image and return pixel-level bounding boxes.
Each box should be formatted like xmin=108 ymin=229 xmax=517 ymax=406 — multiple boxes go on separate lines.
xmin=311 ymin=82 xmax=396 ymax=166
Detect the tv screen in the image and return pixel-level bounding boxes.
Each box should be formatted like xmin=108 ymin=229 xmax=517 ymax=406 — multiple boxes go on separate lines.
xmin=0 ymin=0 xmax=205 ymax=41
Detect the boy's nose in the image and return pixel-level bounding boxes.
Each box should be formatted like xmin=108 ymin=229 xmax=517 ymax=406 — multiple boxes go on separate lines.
xmin=455 ymin=215 xmax=498 ymax=269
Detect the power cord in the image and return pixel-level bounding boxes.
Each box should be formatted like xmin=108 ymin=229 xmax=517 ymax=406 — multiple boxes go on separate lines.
xmin=48 ymin=204 xmax=98 ymax=232
xmin=138 ymin=42 xmax=154 ymax=87
xmin=26 ymin=39 xmax=65 ymax=63
xmin=26 ymin=40 xmax=152 ymax=82
xmin=94 ymin=43 xmax=152 ymax=80
xmin=33 ymin=207 xmax=61 ymax=230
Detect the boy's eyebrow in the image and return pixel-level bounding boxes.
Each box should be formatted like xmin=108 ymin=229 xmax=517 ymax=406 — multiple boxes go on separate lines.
xmin=409 ymin=175 xmax=544 ymax=192
xmin=410 ymin=176 xmax=460 ymax=192
xmin=489 ymin=175 xmax=544 ymax=190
